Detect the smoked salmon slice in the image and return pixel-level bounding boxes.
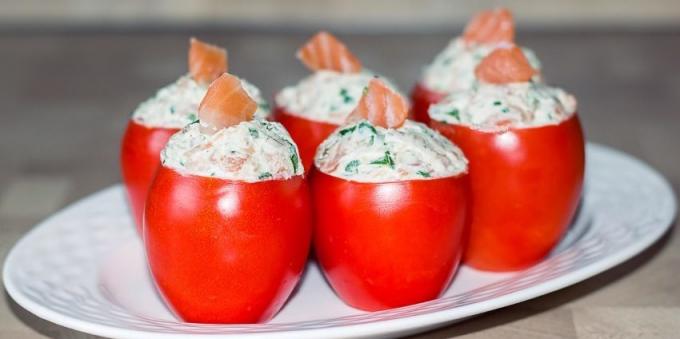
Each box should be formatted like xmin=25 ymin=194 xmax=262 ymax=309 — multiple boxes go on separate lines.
xmin=462 ymin=8 xmax=515 ymax=44
xmin=347 ymin=78 xmax=408 ymax=129
xmin=474 ymin=45 xmax=537 ymax=84
xmin=198 ymin=73 xmax=256 ymax=133
xmin=296 ymin=31 xmax=362 ymax=73
xmin=189 ymin=37 xmax=228 ymax=84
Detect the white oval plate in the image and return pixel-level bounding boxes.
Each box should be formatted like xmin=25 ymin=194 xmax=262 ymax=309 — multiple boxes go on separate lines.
xmin=3 ymin=144 xmax=676 ymax=339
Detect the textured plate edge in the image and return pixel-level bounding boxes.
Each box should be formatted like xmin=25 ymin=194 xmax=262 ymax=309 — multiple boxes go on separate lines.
xmin=2 ymin=143 xmax=677 ymax=339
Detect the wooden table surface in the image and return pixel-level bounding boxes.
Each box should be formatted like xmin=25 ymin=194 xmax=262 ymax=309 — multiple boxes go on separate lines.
xmin=0 ymin=30 xmax=678 ymax=338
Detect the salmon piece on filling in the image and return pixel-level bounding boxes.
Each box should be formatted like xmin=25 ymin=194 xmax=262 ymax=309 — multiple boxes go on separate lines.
xmin=463 ymin=8 xmax=515 ymax=45
xmin=198 ymin=73 xmax=256 ymax=133
xmin=189 ymin=37 xmax=228 ymax=84
xmin=347 ymin=79 xmax=408 ymax=129
xmin=296 ymin=31 xmax=362 ymax=73
xmin=474 ymin=45 xmax=537 ymax=84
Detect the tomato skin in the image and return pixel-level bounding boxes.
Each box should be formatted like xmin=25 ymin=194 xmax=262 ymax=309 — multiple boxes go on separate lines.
xmin=431 ymin=115 xmax=585 ymax=271
xmin=120 ymin=120 xmax=179 ymax=234
xmin=311 ymin=171 xmax=469 ymax=311
xmin=144 ymin=167 xmax=312 ymax=323
xmin=274 ymin=106 xmax=339 ymax=173
xmin=410 ymin=82 xmax=446 ymax=125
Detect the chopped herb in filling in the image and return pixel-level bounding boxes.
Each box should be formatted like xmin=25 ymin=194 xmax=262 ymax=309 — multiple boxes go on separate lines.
xmin=258 ymin=172 xmax=272 ymax=179
xmin=447 ymin=108 xmax=460 ymax=120
xmin=416 ymin=170 xmax=431 ymax=178
xmin=290 ymin=151 xmax=299 ymax=173
xmin=344 ymin=160 xmax=360 ymax=174
xmin=358 ymin=121 xmax=377 ymax=134
xmin=339 ymin=88 xmax=353 ymax=104
xmin=339 ymin=125 xmax=357 ymax=136
xmin=370 ymin=151 xmax=395 ymax=169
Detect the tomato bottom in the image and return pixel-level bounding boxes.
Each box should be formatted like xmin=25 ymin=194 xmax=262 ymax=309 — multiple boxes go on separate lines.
xmin=312 ymin=171 xmax=469 ymax=311
xmin=431 ymin=115 xmax=585 ymax=271
xmin=145 ymin=167 xmax=313 ymax=323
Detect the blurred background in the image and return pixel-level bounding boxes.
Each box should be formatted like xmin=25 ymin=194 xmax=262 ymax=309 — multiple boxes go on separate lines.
xmin=3 ymin=0 xmax=680 ymax=30
xmin=2 ymin=1 xmax=680 ymax=338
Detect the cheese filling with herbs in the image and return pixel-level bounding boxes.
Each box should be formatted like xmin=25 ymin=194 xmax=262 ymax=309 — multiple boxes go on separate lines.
xmin=429 ymin=82 xmax=577 ymax=131
xmin=276 ymin=70 xmax=399 ymax=125
xmin=132 ymin=75 xmax=271 ymax=128
xmin=421 ymin=38 xmax=541 ymax=93
xmin=161 ymin=120 xmax=303 ymax=181
xmin=315 ymin=120 xmax=467 ymax=182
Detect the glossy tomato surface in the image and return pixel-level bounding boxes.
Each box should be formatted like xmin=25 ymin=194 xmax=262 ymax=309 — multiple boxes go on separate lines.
xmin=144 ymin=167 xmax=312 ymax=323
xmin=410 ymin=82 xmax=446 ymax=125
xmin=120 ymin=120 xmax=178 ymax=234
xmin=274 ymin=106 xmax=338 ymax=173
xmin=311 ymin=171 xmax=469 ymax=311
xmin=431 ymin=115 xmax=585 ymax=271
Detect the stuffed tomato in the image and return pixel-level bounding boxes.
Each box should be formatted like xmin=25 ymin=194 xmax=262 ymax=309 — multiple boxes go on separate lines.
xmin=411 ymin=7 xmax=541 ymax=125
xmin=275 ymin=31 xmax=403 ymax=172
xmin=145 ymin=73 xmax=311 ymax=323
xmin=121 ymin=38 xmax=270 ymax=233
xmin=429 ymin=45 xmax=585 ymax=271
xmin=312 ymin=79 xmax=469 ymax=311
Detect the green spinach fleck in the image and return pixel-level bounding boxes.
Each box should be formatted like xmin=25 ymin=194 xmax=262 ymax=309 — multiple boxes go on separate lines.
xmin=344 ymin=160 xmax=360 ymax=174
xmin=416 ymin=170 xmax=431 ymax=178
xmin=290 ymin=152 xmax=299 ymax=173
xmin=339 ymin=125 xmax=357 ymax=136
xmin=358 ymin=121 xmax=377 ymax=134
xmin=447 ymin=108 xmax=460 ymax=120
xmin=370 ymin=151 xmax=395 ymax=169
xmin=339 ymin=88 xmax=353 ymax=104
xmin=258 ymin=172 xmax=272 ymax=180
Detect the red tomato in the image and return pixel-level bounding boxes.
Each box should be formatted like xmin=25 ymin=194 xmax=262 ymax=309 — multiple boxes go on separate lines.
xmin=120 ymin=120 xmax=178 ymax=234
xmin=311 ymin=171 xmax=469 ymax=311
xmin=145 ymin=167 xmax=313 ymax=323
xmin=431 ymin=115 xmax=585 ymax=271
xmin=410 ymin=82 xmax=446 ymax=125
xmin=274 ymin=106 xmax=339 ymax=173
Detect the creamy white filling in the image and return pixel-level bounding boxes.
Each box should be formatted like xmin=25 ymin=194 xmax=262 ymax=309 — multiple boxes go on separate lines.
xmin=275 ymin=70 xmax=400 ymax=125
xmin=429 ymin=82 xmax=577 ymax=131
xmin=161 ymin=120 xmax=303 ymax=181
xmin=420 ymin=38 xmax=542 ymax=93
xmin=132 ymin=75 xmax=271 ymax=128
xmin=315 ymin=120 xmax=467 ymax=183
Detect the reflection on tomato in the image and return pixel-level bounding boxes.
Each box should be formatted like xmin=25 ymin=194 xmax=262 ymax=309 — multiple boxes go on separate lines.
xmin=144 ymin=167 xmax=312 ymax=323
xmin=311 ymin=171 xmax=469 ymax=311
xmin=410 ymin=82 xmax=446 ymax=125
xmin=431 ymin=114 xmax=585 ymax=271
xmin=274 ymin=106 xmax=339 ymax=173
xmin=120 ymin=120 xmax=179 ymax=234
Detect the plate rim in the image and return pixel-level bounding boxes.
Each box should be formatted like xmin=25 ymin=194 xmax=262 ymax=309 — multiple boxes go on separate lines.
xmin=3 ymin=142 xmax=677 ymax=339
